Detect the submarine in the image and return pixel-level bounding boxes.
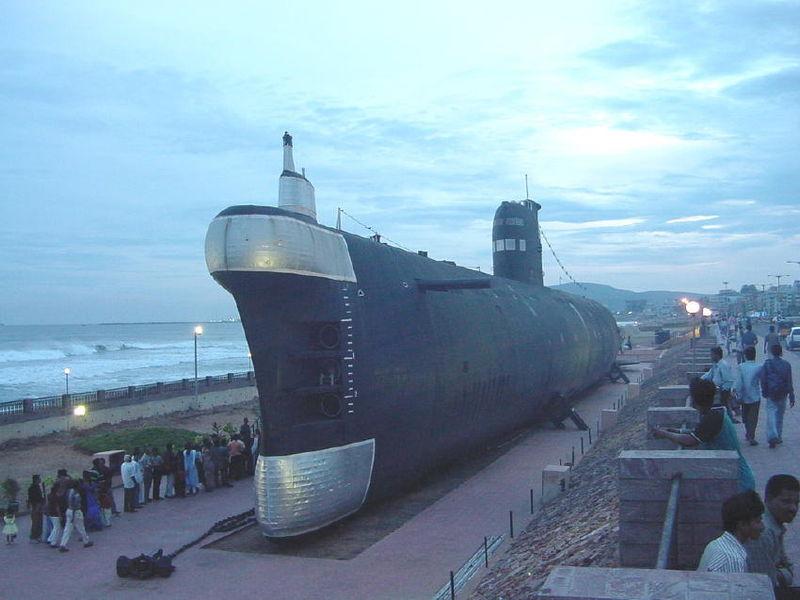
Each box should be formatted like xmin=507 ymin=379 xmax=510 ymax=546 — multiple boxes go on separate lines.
xmin=205 ymin=133 xmax=620 ymax=538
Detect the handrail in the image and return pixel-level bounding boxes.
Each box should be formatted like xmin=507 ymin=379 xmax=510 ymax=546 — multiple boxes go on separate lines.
xmin=656 ymin=473 xmax=682 ymax=569
xmin=0 ymin=370 xmax=255 ymax=420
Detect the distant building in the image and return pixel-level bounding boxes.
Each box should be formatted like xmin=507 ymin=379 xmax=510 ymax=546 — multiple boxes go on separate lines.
xmin=624 ymin=299 xmax=647 ymax=313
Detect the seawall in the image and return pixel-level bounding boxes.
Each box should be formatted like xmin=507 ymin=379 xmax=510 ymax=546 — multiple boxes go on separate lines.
xmin=0 ymin=384 xmax=257 ymax=445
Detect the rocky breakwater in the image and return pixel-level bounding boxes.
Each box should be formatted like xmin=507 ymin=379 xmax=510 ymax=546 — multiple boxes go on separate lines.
xmin=470 ymin=343 xmax=688 ymax=599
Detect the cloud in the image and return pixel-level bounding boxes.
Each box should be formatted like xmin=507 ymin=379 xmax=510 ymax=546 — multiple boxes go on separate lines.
xmin=540 ymin=218 xmax=646 ymax=232
xmin=716 ymin=199 xmax=756 ymax=207
xmin=666 ymin=215 xmax=719 ymax=224
xmin=724 ymin=67 xmax=800 ymax=99
xmin=701 ymin=224 xmax=725 ymax=230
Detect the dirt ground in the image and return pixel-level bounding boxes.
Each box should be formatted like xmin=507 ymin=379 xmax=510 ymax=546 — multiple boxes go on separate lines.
xmin=0 ymin=399 xmax=259 ymax=487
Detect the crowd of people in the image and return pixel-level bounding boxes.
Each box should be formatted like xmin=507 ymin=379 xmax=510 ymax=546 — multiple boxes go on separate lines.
xmin=651 ymin=317 xmax=798 ymax=597
xmin=14 ymin=417 xmax=258 ymax=553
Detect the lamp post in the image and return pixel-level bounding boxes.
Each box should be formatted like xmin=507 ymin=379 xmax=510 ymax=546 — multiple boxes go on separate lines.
xmin=194 ymin=325 xmax=203 ymax=406
xmin=686 ymin=301 xmax=701 ymax=371
xmin=247 ymin=351 xmax=253 ymax=372
xmin=64 ymin=367 xmax=70 ymax=395
xmin=769 ymin=274 xmax=788 ymax=318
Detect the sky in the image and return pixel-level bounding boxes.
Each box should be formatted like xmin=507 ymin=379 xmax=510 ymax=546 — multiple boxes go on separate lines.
xmin=1 ymin=0 xmax=799 ymax=324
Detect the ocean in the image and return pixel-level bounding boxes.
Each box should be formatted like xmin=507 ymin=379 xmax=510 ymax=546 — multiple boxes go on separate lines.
xmin=0 ymin=322 xmax=250 ymax=404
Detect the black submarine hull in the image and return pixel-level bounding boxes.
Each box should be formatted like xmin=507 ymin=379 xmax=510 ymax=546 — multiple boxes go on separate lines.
xmin=207 ymin=205 xmax=619 ymax=537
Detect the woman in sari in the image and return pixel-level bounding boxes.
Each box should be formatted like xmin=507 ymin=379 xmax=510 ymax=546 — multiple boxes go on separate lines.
xmin=80 ymin=472 xmax=103 ymax=531
xmin=183 ymin=442 xmax=200 ymax=495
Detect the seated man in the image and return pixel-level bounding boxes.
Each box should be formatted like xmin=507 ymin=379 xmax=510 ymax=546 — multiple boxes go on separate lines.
xmin=746 ymin=474 xmax=800 ymax=597
xmin=652 ymin=378 xmax=755 ymax=491
xmin=698 ymin=490 xmax=764 ymax=573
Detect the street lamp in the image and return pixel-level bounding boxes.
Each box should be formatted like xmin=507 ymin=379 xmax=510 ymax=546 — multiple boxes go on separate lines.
xmin=247 ymin=351 xmax=253 ymax=372
xmin=702 ymin=307 xmax=712 ymax=317
xmin=73 ymin=405 xmax=87 ymax=417
xmin=64 ymin=368 xmax=70 ymax=395
xmin=194 ymin=325 xmax=203 ymax=406
xmin=686 ymin=301 xmax=701 ymax=371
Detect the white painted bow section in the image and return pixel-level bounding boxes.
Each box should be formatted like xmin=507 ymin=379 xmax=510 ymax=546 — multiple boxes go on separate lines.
xmin=205 ymin=213 xmax=357 ymax=282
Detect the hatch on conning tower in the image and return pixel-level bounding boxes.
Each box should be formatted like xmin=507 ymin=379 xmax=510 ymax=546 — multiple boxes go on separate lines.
xmin=492 ymin=198 xmax=543 ymax=286
xmin=278 ymin=132 xmax=317 ymax=221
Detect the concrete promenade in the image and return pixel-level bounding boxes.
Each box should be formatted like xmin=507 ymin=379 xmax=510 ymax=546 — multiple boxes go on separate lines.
xmin=2 ymin=365 xmax=645 ymax=600
xmin=4 ymin=342 xmax=798 ymax=600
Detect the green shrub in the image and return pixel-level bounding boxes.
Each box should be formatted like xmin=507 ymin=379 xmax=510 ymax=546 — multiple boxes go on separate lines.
xmin=74 ymin=427 xmax=203 ymax=455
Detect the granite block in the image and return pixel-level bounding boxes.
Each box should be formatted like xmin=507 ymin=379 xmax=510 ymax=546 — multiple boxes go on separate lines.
xmin=620 ymin=499 xmax=668 ymax=522
xmin=618 ymin=450 xmax=739 ymax=480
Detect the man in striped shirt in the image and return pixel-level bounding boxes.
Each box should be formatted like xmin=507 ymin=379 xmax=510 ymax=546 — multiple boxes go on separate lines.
xmin=698 ymin=490 xmax=765 ymax=572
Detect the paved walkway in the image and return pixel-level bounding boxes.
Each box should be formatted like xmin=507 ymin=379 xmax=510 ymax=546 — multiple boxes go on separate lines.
xmin=2 ymin=364 xmax=647 ymax=600
xmin=737 ymin=337 xmax=800 ymax=564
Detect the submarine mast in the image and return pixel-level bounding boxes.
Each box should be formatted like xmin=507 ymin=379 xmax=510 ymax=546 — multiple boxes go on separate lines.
xmin=278 ymin=131 xmax=317 ymax=221
xmin=492 ymin=194 xmax=544 ymax=286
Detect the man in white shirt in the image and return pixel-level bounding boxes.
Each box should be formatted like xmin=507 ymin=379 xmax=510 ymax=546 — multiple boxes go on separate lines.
xmin=698 ymin=490 xmax=764 ymax=572
xmin=735 ymin=346 xmax=763 ymax=446
xmin=120 ymin=454 xmax=138 ymax=513
xmin=702 ymin=346 xmax=739 ymax=423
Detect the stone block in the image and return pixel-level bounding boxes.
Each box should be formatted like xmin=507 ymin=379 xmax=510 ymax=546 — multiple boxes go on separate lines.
xmin=677 ymin=522 xmax=722 ymax=547
xmin=641 ymin=367 xmax=653 ymax=380
xmin=535 ymin=566 xmax=775 ymax=599
xmin=680 ymin=479 xmax=738 ymax=502
xmin=656 ymin=385 xmax=690 ymax=407
xmin=620 ymin=500 xmax=668 ymax=522
xmin=619 ymin=478 xmax=672 ymax=501
xmin=600 ymin=408 xmax=617 ymax=431
xmin=618 ymin=543 xmax=660 ymax=568
xmin=627 ymin=382 xmax=640 ymax=400
xmin=677 ymin=501 xmax=723 ymax=524
xmin=618 ymin=450 xmax=739 ymax=481
xmin=619 ymin=521 xmax=665 ymax=544
xmin=647 ymin=406 xmax=699 ymax=428
xmin=542 ymin=465 xmax=571 ymax=503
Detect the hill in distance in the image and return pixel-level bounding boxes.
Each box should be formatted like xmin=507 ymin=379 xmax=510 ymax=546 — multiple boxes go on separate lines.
xmin=552 ymin=282 xmax=698 ymax=313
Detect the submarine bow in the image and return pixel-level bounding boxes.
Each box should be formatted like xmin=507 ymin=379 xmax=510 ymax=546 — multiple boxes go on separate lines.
xmin=205 ymin=133 xmax=620 ymax=538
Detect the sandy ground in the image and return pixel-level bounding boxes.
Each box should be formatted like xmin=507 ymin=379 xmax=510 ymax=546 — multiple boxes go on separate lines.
xmin=0 ymin=398 xmax=258 ymax=486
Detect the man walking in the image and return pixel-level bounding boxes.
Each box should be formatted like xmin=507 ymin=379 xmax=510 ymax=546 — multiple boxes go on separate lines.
xmin=765 ymin=325 xmax=781 ymax=356
xmin=120 ymin=454 xmax=137 ymax=513
xmin=760 ymin=344 xmax=795 ymax=448
xmin=746 ymin=474 xmax=800 ymax=598
xmin=735 ymin=346 xmax=763 ymax=446
xmin=702 ymin=346 xmax=739 ymax=422
xmin=59 ymin=481 xmax=93 ymax=551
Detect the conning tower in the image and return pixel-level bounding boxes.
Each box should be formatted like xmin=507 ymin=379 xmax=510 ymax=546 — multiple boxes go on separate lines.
xmin=492 ymin=199 xmax=543 ymax=286
xmin=278 ymin=131 xmax=317 ymax=221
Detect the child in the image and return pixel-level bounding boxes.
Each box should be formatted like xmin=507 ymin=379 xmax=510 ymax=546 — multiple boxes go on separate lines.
xmin=3 ymin=509 xmax=18 ymax=544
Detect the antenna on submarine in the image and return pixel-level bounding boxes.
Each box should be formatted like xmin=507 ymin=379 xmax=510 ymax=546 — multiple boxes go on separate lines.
xmin=525 ymin=174 xmax=530 ymax=200
xmin=336 ymin=207 xmax=342 ymax=230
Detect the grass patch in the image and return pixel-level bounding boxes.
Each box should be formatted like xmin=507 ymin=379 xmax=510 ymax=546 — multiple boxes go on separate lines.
xmin=74 ymin=427 xmax=203 ymax=455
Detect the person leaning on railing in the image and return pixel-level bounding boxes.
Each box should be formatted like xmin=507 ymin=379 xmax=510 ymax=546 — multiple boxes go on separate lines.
xmin=652 ymin=377 xmax=755 ymax=492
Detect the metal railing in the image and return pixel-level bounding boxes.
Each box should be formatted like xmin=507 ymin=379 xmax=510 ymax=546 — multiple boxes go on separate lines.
xmin=656 ymin=473 xmax=682 ymax=569
xmin=0 ymin=371 xmax=256 ymax=422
